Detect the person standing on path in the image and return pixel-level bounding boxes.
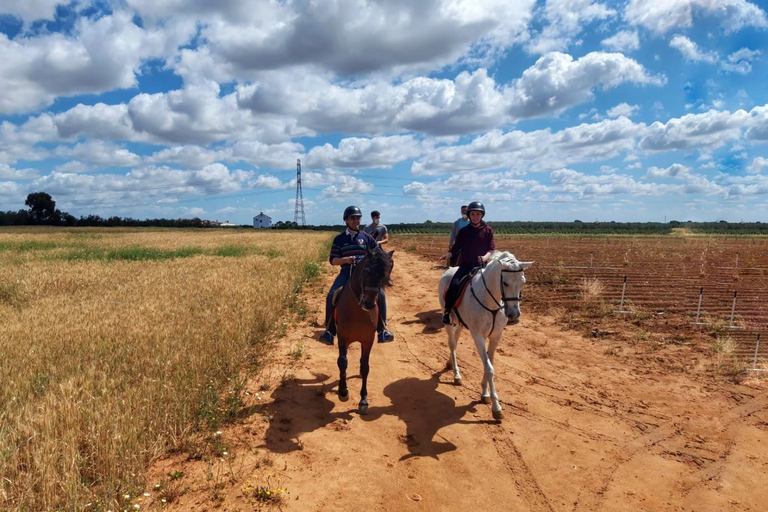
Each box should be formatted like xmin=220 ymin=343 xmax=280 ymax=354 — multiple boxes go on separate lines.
xmin=319 ymin=206 xmax=395 ymax=345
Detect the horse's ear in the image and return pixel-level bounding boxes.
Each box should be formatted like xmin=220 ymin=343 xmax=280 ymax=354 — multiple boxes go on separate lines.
xmin=519 ymin=261 xmax=534 ymax=269
xmin=387 ymin=250 xmax=394 ymax=257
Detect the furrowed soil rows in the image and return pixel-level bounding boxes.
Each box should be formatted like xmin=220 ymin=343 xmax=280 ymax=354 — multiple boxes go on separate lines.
xmin=400 ymin=233 xmax=768 ymax=364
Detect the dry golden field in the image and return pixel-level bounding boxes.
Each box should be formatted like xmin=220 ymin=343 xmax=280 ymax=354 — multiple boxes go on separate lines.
xmin=0 ymin=227 xmax=331 ymax=511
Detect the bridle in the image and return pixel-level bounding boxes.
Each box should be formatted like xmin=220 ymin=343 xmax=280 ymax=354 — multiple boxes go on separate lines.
xmin=350 ymin=257 xmax=382 ymax=309
xmin=469 ymin=258 xmax=524 ymax=336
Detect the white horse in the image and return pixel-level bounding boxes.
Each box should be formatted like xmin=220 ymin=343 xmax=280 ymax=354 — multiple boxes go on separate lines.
xmin=438 ymin=251 xmax=533 ymax=420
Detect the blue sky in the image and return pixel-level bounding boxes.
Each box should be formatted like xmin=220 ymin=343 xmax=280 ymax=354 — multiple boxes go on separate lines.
xmin=1 ymin=0 xmax=767 ymax=225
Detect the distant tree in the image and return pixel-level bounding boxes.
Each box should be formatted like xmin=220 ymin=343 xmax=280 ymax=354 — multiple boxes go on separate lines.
xmin=25 ymin=192 xmax=57 ymax=224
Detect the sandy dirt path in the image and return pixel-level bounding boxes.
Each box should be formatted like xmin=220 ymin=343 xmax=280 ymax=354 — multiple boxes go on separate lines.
xmin=148 ymin=241 xmax=767 ymax=512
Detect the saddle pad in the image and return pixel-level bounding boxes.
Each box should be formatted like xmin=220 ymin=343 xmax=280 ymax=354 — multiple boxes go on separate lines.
xmin=443 ymin=268 xmax=479 ymax=308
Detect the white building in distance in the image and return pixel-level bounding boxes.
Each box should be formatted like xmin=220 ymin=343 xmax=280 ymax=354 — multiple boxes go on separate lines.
xmin=253 ymin=212 xmax=272 ymax=229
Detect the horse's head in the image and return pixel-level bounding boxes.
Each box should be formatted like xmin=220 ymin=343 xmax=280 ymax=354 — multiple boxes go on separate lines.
xmin=355 ymin=248 xmax=395 ymax=311
xmin=492 ymin=251 xmax=533 ymax=324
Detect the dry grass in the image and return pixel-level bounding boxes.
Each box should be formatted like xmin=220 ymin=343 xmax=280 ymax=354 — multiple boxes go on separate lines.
xmin=579 ymin=277 xmax=605 ymax=303
xmin=0 ymin=226 xmax=331 ymax=511
xmin=712 ymin=335 xmax=749 ymax=378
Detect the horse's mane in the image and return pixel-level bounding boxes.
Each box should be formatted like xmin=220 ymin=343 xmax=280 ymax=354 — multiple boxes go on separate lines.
xmin=489 ymin=250 xmax=520 ymax=266
xmin=367 ymin=249 xmax=394 ymax=287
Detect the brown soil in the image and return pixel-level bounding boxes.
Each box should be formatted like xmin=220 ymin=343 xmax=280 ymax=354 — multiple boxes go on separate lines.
xmin=146 ymin=239 xmax=767 ymax=512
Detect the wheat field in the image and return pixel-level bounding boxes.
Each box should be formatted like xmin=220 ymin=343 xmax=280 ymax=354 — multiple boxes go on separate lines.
xmin=0 ymin=226 xmax=331 ymax=511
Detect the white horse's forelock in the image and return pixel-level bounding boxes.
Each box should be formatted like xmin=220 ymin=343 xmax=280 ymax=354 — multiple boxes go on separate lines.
xmin=489 ymin=250 xmax=521 ymax=270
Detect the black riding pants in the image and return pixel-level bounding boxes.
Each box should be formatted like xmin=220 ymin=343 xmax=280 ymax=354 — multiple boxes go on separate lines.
xmin=444 ymin=263 xmax=478 ymax=312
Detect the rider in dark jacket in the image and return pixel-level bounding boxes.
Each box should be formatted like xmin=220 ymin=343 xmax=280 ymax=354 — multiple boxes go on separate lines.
xmin=439 ymin=201 xmax=495 ymax=324
xmin=319 ymin=206 xmax=394 ymax=345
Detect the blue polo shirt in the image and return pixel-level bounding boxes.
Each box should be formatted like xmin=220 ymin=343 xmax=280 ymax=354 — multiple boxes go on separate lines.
xmin=329 ymin=229 xmax=378 ymax=267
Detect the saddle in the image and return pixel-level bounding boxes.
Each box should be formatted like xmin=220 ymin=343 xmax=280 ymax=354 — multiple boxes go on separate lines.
xmin=331 ymin=286 xmax=344 ymax=307
xmin=443 ymin=267 xmax=479 ymax=309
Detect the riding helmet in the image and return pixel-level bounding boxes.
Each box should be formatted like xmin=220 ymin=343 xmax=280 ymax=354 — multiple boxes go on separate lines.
xmin=466 ymin=201 xmax=485 ymax=217
xmin=343 ymin=205 xmax=363 ymax=220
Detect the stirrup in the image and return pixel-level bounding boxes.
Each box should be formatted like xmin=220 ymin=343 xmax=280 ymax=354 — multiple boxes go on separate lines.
xmin=442 ymin=311 xmax=451 ymax=324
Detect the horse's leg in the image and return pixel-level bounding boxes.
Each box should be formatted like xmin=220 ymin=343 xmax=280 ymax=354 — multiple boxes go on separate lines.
xmin=337 ymin=339 xmax=349 ymax=402
xmin=358 ymin=342 xmax=372 ymax=415
xmin=479 ymin=324 xmax=504 ymax=420
xmin=446 ymin=322 xmax=463 ymax=385
xmin=471 ymin=328 xmax=503 ymax=421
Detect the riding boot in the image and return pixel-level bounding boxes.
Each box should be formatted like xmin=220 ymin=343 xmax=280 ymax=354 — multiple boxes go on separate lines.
xmin=442 ymin=309 xmax=451 ymax=324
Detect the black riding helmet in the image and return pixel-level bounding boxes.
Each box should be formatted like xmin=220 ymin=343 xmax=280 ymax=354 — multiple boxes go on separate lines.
xmin=343 ymin=205 xmax=363 ymax=220
xmin=466 ymin=201 xmax=485 ymax=218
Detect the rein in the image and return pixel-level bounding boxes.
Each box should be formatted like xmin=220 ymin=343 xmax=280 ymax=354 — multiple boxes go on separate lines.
xmin=350 ymin=258 xmax=381 ymax=308
xmin=469 ymin=259 xmax=524 ymax=337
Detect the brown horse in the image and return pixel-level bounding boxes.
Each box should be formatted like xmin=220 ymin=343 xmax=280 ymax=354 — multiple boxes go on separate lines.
xmin=335 ymin=247 xmax=394 ymax=414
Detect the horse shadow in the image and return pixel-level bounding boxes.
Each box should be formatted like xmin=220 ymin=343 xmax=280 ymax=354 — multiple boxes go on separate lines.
xmin=261 ymin=372 xmax=354 ymax=454
xmin=362 ymin=371 xmax=492 ymax=460
xmin=400 ymin=309 xmax=444 ymax=334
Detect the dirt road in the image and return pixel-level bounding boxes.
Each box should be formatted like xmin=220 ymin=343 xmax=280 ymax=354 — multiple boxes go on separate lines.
xmin=149 ymin=242 xmax=767 ymax=512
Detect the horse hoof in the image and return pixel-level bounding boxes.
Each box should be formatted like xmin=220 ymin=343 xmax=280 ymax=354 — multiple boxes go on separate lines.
xmin=339 ymin=390 xmax=349 ymax=402
xmin=480 ymin=395 xmax=490 ymax=404
xmin=359 ymin=402 xmax=369 ymax=415
xmin=492 ymin=410 xmax=504 ymax=421
xmin=453 ymin=377 xmax=462 ymax=386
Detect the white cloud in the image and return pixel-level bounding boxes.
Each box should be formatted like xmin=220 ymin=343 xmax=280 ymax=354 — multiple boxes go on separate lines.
xmin=625 ymin=0 xmax=768 ymax=34
xmin=526 ymin=0 xmax=616 ymax=54
xmin=0 ymin=0 xmax=65 ymax=24
xmin=722 ymin=47 xmax=762 ymax=74
xmin=641 ymin=109 xmax=751 ymax=151
xmin=669 ymin=35 xmax=718 ymax=63
xmin=600 ymin=30 xmax=640 ymax=52
xmin=607 ymin=103 xmax=640 ymax=118
xmin=306 ymin=136 xmax=422 ymax=169
xmin=505 ymin=51 xmax=664 ymax=119
xmin=646 ymin=163 xmax=691 ymax=178
xmin=172 ymin=0 xmax=537 ymax=81
xmin=55 ymin=140 xmax=142 ymax=167
xmin=0 ymin=163 xmax=40 ymax=180
xmin=748 ymin=157 xmax=768 ymax=174
xmin=0 ymin=12 xmax=196 ymax=115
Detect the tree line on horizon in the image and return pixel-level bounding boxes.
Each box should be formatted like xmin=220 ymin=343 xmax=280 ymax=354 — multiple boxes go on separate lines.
xmin=3 ymin=192 xmax=768 ymax=234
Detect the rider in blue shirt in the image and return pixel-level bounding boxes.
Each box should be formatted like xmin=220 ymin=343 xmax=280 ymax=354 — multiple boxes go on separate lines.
xmin=319 ymin=206 xmax=394 ymax=345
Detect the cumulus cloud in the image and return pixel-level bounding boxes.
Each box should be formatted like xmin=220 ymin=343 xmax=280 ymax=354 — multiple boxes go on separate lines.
xmin=0 ymin=0 xmax=65 ymax=24
xmin=600 ymin=30 xmax=640 ymax=52
xmin=646 ymin=163 xmax=691 ymax=178
xmin=505 ymin=52 xmax=664 ymax=119
xmin=0 ymin=12 xmax=196 ymax=114
xmin=526 ymin=0 xmax=616 ymax=54
xmin=0 ymin=163 xmax=40 ymax=180
xmin=748 ymin=156 xmax=768 ymax=174
xmin=625 ymin=0 xmax=768 ymax=34
xmin=607 ymin=103 xmax=640 ymax=118
xmin=722 ymin=47 xmax=762 ymax=74
xmin=669 ymin=35 xmax=718 ymax=63
xmin=171 ymin=0 xmax=536 ymax=81
xmin=55 ymin=140 xmax=142 ymax=167
xmin=306 ymin=136 xmax=423 ymax=169
xmin=641 ymin=109 xmax=751 ymax=151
